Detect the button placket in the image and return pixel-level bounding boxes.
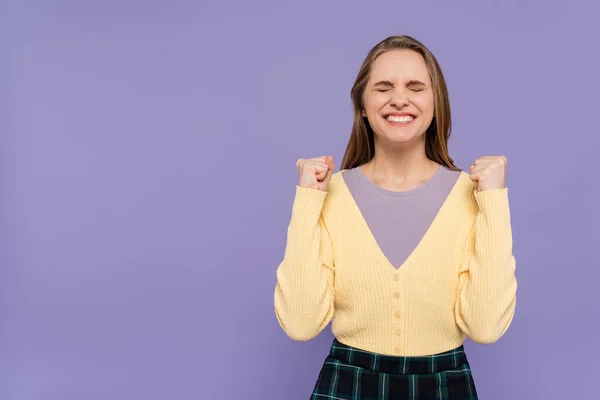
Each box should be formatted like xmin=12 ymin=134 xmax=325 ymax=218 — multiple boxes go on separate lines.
xmin=392 ymin=272 xmax=402 ymax=355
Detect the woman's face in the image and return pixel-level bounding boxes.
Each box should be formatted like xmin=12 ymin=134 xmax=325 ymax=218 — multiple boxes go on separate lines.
xmin=362 ymin=49 xmax=435 ymax=146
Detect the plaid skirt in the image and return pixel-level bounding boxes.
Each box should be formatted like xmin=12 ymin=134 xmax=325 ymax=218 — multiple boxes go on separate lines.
xmin=310 ymin=339 xmax=478 ymax=400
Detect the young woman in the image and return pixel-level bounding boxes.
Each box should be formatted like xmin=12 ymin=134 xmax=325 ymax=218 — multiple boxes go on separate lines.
xmin=274 ymin=35 xmax=517 ymax=400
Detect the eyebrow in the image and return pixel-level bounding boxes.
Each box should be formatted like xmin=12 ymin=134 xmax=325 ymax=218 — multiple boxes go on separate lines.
xmin=373 ymin=80 xmax=427 ymax=87
xmin=406 ymin=80 xmax=427 ymax=87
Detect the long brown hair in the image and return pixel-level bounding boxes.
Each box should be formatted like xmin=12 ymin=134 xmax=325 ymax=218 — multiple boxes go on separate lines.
xmin=341 ymin=35 xmax=460 ymax=171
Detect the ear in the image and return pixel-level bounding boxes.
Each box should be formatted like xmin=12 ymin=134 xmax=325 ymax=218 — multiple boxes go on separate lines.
xmin=361 ymin=109 xmax=367 ymax=117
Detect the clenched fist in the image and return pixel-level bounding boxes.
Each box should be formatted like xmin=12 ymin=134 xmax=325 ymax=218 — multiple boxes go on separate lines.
xmin=469 ymin=156 xmax=507 ymax=191
xmin=296 ymin=156 xmax=335 ymax=191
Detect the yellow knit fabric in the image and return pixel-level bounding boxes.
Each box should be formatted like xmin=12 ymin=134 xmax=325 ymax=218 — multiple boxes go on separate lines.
xmin=274 ymin=170 xmax=517 ymax=356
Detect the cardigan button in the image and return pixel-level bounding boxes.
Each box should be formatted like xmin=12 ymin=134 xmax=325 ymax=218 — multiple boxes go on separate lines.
xmin=394 ymin=347 xmax=400 ymax=354
xmin=394 ymin=311 xmax=401 ymax=318
xmin=393 ymin=274 xmax=399 ymax=281
xmin=393 ymin=292 xmax=400 ymax=299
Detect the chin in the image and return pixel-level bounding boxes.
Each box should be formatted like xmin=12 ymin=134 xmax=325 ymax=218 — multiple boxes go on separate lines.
xmin=381 ymin=130 xmax=421 ymax=144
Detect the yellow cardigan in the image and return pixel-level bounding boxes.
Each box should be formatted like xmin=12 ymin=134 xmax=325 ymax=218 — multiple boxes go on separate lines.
xmin=274 ymin=170 xmax=517 ymax=356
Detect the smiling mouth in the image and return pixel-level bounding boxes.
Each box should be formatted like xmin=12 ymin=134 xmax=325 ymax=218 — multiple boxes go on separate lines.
xmin=384 ymin=115 xmax=415 ymax=125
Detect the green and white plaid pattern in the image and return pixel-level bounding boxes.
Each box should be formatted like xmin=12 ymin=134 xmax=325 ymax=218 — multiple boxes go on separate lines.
xmin=310 ymin=339 xmax=478 ymax=400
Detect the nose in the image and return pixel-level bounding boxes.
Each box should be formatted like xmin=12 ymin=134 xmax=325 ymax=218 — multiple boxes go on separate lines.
xmin=390 ymin=89 xmax=409 ymax=108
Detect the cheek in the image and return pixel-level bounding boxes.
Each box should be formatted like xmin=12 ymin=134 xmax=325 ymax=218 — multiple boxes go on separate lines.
xmin=412 ymin=94 xmax=435 ymax=114
xmin=365 ymin=93 xmax=388 ymax=112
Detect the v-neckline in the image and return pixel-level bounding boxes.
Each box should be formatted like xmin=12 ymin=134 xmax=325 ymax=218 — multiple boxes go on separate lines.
xmin=338 ymin=170 xmax=467 ymax=278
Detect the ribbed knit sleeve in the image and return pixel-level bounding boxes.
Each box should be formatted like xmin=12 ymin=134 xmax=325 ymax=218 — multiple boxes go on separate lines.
xmin=454 ymin=188 xmax=517 ymax=344
xmin=274 ymin=186 xmax=335 ymax=341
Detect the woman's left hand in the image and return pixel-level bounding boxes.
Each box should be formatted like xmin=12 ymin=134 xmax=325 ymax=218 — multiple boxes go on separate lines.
xmin=469 ymin=156 xmax=507 ymax=191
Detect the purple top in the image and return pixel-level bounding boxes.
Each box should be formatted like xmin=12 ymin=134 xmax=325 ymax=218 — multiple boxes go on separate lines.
xmin=341 ymin=164 xmax=461 ymax=269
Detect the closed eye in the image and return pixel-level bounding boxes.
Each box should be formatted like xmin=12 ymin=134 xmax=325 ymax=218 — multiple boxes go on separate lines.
xmin=373 ymin=80 xmax=394 ymax=92
xmin=406 ymin=80 xmax=427 ymax=92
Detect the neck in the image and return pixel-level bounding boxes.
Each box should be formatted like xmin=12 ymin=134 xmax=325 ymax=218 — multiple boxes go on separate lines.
xmin=360 ymin=137 xmax=440 ymax=191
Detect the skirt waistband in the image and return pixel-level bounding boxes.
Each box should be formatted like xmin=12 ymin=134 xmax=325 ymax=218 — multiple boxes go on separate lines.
xmin=329 ymin=339 xmax=469 ymax=375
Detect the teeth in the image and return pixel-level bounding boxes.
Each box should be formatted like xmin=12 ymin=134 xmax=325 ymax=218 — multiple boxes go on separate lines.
xmin=387 ymin=115 xmax=414 ymax=123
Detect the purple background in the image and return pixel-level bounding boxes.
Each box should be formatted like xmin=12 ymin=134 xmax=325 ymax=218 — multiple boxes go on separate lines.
xmin=2 ymin=1 xmax=599 ymax=399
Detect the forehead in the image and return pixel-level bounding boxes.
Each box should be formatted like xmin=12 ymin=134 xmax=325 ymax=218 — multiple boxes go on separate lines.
xmin=368 ymin=49 xmax=431 ymax=84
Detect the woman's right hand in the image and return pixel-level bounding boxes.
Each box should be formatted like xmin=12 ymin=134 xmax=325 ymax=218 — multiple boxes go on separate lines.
xmin=296 ymin=156 xmax=335 ymax=191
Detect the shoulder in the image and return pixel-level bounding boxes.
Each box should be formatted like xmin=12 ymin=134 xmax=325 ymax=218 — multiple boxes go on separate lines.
xmin=326 ymin=170 xmax=351 ymax=199
xmin=452 ymin=170 xmax=480 ymax=215
xmin=329 ymin=170 xmax=346 ymax=188
xmin=456 ymin=170 xmax=478 ymax=195
xmin=321 ymin=171 xmax=349 ymax=214
xmin=453 ymin=170 xmax=511 ymax=217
